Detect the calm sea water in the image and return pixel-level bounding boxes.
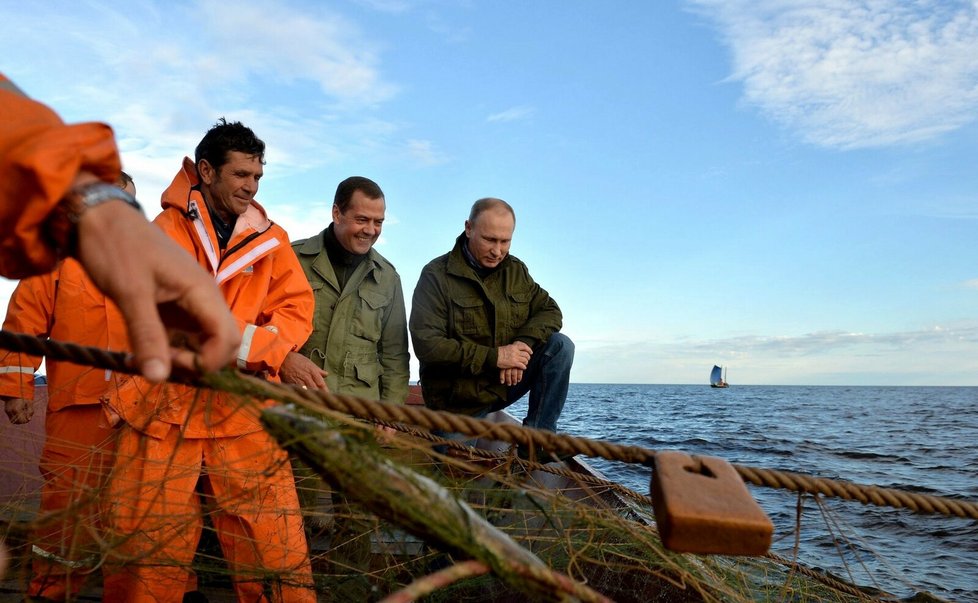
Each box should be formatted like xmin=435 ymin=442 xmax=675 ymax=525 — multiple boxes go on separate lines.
xmin=509 ymin=384 xmax=978 ymax=601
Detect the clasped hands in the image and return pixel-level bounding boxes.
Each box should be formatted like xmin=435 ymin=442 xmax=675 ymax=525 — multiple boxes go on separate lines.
xmin=497 ymin=341 xmax=532 ymax=386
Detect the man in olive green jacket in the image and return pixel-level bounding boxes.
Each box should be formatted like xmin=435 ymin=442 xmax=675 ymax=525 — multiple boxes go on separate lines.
xmin=281 ymin=176 xmax=409 ymax=404
xmin=410 ymin=198 xmax=574 ymax=433
xmin=282 ymin=177 xmax=408 ymax=596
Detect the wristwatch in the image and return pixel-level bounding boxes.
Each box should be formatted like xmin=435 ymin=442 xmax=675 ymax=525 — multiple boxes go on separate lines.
xmin=44 ymin=181 xmax=143 ymax=257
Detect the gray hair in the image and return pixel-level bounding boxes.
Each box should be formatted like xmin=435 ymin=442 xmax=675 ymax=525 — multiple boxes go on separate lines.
xmin=468 ymin=197 xmax=515 ymax=223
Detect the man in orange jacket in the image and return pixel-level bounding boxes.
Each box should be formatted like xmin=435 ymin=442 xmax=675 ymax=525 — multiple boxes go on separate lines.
xmin=101 ymin=119 xmax=317 ymax=602
xmin=0 ymin=174 xmax=137 ymax=600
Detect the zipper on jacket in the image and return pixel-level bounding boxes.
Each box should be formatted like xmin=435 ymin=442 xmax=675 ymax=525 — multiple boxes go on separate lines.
xmin=218 ymin=219 xmax=276 ymax=269
xmin=220 ymin=230 xmax=263 ymax=268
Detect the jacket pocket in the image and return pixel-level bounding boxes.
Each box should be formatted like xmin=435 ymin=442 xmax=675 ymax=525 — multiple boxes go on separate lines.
xmin=352 ymin=289 xmax=390 ymax=342
xmin=354 ymin=359 xmax=382 ymax=387
xmin=343 ymin=354 xmax=382 ymax=399
xmin=507 ymin=290 xmax=533 ymax=329
xmin=452 ymin=296 xmax=488 ymax=337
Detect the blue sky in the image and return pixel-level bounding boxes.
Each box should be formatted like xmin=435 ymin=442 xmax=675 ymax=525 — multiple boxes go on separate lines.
xmin=2 ymin=0 xmax=977 ymax=385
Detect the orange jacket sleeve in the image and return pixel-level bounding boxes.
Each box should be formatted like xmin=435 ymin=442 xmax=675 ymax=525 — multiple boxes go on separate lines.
xmin=0 ymin=268 xmax=58 ymax=400
xmin=236 ymin=240 xmax=314 ymax=376
xmin=0 ymin=73 xmax=121 ymax=278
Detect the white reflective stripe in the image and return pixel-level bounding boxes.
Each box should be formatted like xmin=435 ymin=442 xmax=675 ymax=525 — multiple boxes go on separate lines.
xmin=105 ymin=369 xmax=112 ymax=381
xmin=0 ymin=366 xmax=34 ymax=375
xmin=238 ymin=324 xmax=258 ymax=369
xmin=189 ymin=200 xmax=219 ymax=276
xmin=216 ymin=238 xmax=280 ymax=285
xmin=32 ymin=544 xmax=93 ymax=569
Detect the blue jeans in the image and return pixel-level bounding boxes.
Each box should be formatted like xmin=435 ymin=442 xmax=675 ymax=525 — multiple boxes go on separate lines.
xmin=492 ymin=332 xmax=574 ymax=432
xmin=433 ymin=333 xmax=575 ymax=451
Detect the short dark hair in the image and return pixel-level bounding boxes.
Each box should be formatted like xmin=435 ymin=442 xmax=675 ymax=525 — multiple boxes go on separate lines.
xmin=194 ymin=118 xmax=265 ymax=173
xmin=117 ymin=170 xmax=134 ymax=189
xmin=334 ymin=176 xmax=384 ymax=213
xmin=469 ymin=197 xmax=515 ymax=223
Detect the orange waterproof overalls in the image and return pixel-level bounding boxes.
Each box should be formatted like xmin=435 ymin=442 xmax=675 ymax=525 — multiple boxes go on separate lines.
xmin=101 ymin=158 xmax=317 ymax=603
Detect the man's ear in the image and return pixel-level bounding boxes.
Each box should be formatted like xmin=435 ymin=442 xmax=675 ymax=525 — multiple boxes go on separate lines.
xmin=198 ymin=159 xmax=215 ymax=185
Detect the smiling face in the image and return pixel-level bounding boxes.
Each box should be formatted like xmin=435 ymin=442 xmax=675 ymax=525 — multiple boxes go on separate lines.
xmin=465 ymin=205 xmax=515 ymax=269
xmin=199 ymin=151 xmax=263 ymax=222
xmin=332 ymin=189 xmax=386 ymax=255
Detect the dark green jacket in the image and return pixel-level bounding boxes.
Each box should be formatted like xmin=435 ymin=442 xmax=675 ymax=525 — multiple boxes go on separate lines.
xmin=409 ymin=233 xmax=562 ymax=415
xmin=292 ymin=230 xmax=410 ymax=403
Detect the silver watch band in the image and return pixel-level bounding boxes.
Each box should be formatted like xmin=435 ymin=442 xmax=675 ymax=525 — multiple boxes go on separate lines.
xmin=68 ymin=181 xmax=142 ymax=221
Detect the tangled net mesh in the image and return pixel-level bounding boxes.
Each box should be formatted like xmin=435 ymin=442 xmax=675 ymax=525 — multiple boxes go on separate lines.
xmin=0 ymin=368 xmax=914 ymax=602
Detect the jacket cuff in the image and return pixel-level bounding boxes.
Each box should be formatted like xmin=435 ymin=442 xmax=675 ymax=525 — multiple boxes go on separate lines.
xmin=485 ymin=346 xmax=499 ymax=372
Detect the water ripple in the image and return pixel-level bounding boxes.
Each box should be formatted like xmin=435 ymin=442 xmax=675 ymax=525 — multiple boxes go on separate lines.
xmin=511 ymin=384 xmax=978 ymax=600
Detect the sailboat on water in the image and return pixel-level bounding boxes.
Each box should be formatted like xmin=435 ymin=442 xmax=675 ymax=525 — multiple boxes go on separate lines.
xmin=710 ymin=365 xmax=729 ymax=388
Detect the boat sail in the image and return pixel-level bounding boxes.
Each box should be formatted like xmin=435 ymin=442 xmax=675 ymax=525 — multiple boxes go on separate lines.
xmin=710 ymin=365 xmax=729 ymax=388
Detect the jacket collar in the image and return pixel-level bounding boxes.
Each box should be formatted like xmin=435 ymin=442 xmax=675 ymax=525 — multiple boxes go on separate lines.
xmin=162 ymin=157 xmax=274 ymax=275
xmin=296 ymin=226 xmax=383 ymax=291
xmin=447 ymin=232 xmax=510 ymax=279
xmin=162 ymin=157 xmax=272 ymax=231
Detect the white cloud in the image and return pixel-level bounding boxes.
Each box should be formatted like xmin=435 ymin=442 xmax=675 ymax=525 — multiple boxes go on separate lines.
xmin=405 ymin=139 xmax=450 ymax=166
xmin=487 ymin=105 xmax=535 ymax=123
xmin=571 ymin=323 xmax=978 ymax=384
xmin=688 ymin=0 xmax=978 ymax=149
xmin=198 ymin=2 xmax=397 ymax=107
xmin=0 ymin=0 xmax=424 ymax=206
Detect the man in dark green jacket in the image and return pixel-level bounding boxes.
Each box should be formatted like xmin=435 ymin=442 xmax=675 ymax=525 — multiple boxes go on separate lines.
xmin=281 ymin=176 xmax=409 ymax=403
xmin=410 ymin=198 xmax=574 ymax=435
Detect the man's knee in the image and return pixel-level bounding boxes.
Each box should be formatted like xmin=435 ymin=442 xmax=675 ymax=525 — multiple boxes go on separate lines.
xmin=544 ymin=332 xmax=575 ymax=361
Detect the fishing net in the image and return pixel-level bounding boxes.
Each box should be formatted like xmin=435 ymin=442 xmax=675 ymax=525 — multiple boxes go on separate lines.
xmin=0 ymin=365 xmax=937 ymax=602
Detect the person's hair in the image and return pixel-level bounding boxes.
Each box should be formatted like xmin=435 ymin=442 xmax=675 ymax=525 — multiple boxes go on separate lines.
xmin=194 ymin=118 xmax=265 ymax=173
xmin=334 ymin=176 xmax=384 ymax=213
xmin=468 ymin=197 xmax=515 ymax=223
xmin=117 ymin=170 xmax=134 ymax=189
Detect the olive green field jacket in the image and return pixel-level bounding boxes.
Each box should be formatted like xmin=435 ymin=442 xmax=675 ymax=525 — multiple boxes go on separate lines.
xmin=409 ymin=233 xmax=562 ymax=415
xmin=292 ymin=230 xmax=410 ymax=403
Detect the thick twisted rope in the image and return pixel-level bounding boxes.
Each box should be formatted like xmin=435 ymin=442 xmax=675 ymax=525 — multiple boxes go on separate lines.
xmin=765 ymin=552 xmax=881 ymax=601
xmin=3 ymin=329 xmax=977 ymax=521
xmin=372 ymin=417 xmax=652 ymax=504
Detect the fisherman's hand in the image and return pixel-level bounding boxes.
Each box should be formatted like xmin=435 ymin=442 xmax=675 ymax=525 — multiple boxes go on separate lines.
xmin=375 ymin=424 xmax=398 ymax=445
xmin=497 ymin=341 xmax=532 ymax=370
xmin=3 ymin=397 xmax=34 ymax=424
xmin=280 ymin=351 xmax=329 ymax=391
xmin=499 ymin=368 xmax=524 ymax=386
xmin=72 ymin=174 xmax=240 ymax=382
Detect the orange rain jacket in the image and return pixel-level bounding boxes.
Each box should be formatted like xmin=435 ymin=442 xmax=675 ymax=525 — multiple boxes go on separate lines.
xmin=0 ymin=73 xmax=121 ymax=279
xmin=107 ymin=157 xmax=314 ymax=438
xmin=0 ymin=259 xmax=128 ymax=409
